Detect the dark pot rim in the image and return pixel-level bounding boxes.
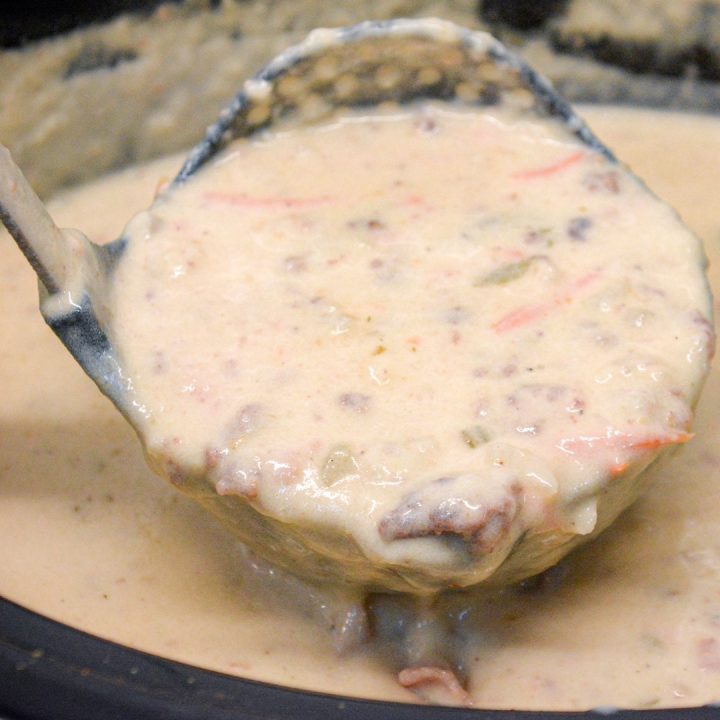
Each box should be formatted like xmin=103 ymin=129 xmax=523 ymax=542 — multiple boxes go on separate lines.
xmin=1 ymin=594 xmax=719 ymax=720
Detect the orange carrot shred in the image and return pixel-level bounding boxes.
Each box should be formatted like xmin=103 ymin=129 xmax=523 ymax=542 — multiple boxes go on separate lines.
xmin=512 ymin=151 xmax=584 ymax=180
xmin=492 ymin=271 xmax=600 ymax=334
xmin=560 ymin=431 xmax=693 ymax=457
xmin=492 ymin=303 xmax=549 ymax=333
xmin=630 ymin=433 xmax=692 ymax=451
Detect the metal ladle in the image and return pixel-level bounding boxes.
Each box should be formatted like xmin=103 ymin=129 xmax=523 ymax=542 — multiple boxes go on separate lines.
xmin=0 ymin=19 xmax=616 ymax=591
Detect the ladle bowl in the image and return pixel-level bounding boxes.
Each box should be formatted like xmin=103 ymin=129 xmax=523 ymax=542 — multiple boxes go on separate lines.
xmin=1 ymin=19 xmax=648 ymax=594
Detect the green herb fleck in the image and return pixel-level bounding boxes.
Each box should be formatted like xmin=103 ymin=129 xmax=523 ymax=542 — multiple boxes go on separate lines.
xmin=461 ymin=425 xmax=490 ymax=448
xmin=640 ymin=634 xmax=666 ymax=651
xmin=475 ymin=257 xmax=536 ymax=286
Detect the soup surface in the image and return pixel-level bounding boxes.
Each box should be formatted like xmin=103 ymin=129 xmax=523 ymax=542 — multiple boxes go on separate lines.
xmin=1 ymin=106 xmax=720 ymax=711
xmin=107 ymin=100 xmax=710 ymax=595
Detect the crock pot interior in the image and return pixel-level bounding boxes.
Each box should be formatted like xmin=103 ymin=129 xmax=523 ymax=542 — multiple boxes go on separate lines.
xmin=1 ymin=3 xmax=719 ymax=719
xmin=0 ymin=1 xmax=171 ymax=47
xmin=3 ymin=597 xmax=719 ymax=720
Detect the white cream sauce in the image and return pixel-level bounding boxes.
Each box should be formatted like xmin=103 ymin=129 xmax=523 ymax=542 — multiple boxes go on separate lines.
xmin=1 ymin=106 xmax=720 ymax=711
xmin=107 ymin=101 xmax=711 ymax=593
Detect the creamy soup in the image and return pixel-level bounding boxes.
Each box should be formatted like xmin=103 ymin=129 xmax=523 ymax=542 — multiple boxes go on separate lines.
xmin=107 ymin=99 xmax=711 ymax=595
xmin=1 ymin=106 xmax=719 ymax=711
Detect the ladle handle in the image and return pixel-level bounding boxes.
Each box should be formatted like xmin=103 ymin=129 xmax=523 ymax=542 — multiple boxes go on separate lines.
xmin=0 ymin=144 xmax=76 ymax=294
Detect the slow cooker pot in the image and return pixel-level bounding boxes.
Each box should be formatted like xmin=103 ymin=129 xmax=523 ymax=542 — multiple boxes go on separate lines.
xmin=2 ymin=2 xmax=719 ymax=718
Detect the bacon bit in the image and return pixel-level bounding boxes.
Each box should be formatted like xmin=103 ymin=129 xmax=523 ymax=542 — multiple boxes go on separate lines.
xmin=697 ymin=637 xmax=720 ymax=671
xmin=584 ymin=170 xmax=620 ymax=194
xmin=523 ymin=228 xmax=552 ymax=246
xmin=398 ymin=666 xmax=472 ymax=707
xmin=348 ymin=218 xmax=385 ymax=231
xmin=692 ymin=311 xmax=716 ymax=361
xmin=161 ymin=458 xmax=185 ymax=487
xmin=205 ymin=448 xmax=221 ymax=469
xmin=203 ymin=191 xmax=335 ymax=209
xmin=415 ymin=115 xmax=438 ymax=133
xmin=512 ymin=150 xmax=584 ymax=180
xmin=379 ymin=478 xmax=521 ymax=555
xmin=567 ymin=216 xmax=593 ymax=241
xmin=226 ymin=404 xmax=264 ymax=443
xmin=444 ymin=306 xmax=471 ymax=325
xmin=338 ymin=393 xmax=371 ymax=414
xmin=207 ymin=449 xmax=259 ymax=499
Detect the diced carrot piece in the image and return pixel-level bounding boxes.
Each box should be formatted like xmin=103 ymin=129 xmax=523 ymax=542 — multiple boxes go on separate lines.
xmin=606 ymin=433 xmax=692 ymax=477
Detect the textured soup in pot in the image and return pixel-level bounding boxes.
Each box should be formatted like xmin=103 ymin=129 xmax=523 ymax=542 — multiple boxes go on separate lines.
xmin=110 ymin=98 xmax=710 ymax=597
xmin=1 ymin=105 xmax=719 ymax=711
